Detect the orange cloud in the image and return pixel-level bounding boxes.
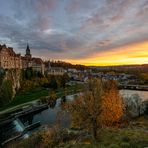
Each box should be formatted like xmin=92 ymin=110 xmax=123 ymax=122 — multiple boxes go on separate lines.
xmin=66 ymin=41 xmax=148 ymax=66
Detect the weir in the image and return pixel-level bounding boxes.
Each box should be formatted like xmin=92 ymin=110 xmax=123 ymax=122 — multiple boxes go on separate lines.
xmin=0 ymin=104 xmax=48 ymax=146
xmin=13 ymin=118 xmax=25 ymax=132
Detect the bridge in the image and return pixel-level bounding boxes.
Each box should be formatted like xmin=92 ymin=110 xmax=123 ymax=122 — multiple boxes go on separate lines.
xmin=119 ymin=84 xmax=148 ymax=91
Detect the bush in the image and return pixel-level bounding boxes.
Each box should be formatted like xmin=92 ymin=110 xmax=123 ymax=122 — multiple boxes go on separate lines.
xmin=120 ymin=142 xmax=130 ymax=148
xmin=0 ymin=79 xmax=13 ymax=106
xmin=109 ymin=144 xmax=120 ymax=148
xmin=122 ymin=136 xmax=130 ymax=142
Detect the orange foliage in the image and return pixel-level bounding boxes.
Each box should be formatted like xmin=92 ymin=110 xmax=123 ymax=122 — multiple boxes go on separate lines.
xmin=100 ymin=86 xmax=124 ymax=127
xmin=66 ymin=79 xmax=124 ymax=138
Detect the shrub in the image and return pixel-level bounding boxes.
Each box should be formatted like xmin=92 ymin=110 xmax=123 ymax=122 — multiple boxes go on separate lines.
xmin=120 ymin=142 xmax=130 ymax=148
xmin=122 ymin=136 xmax=130 ymax=142
xmin=109 ymin=144 xmax=120 ymax=148
xmin=0 ymin=79 xmax=13 ymax=106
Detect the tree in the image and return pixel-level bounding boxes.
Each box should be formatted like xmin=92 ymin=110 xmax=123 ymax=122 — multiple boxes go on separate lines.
xmin=66 ymin=78 xmax=103 ymax=139
xmin=0 ymin=80 xmax=13 ymax=106
xmin=144 ymin=101 xmax=148 ymax=115
xmin=66 ymin=78 xmax=124 ymax=139
xmin=49 ymin=76 xmax=58 ymax=90
xmin=61 ymin=73 xmax=70 ymax=88
xmin=139 ymin=73 xmax=148 ymax=84
xmin=25 ymin=68 xmax=33 ymax=79
xmin=124 ymin=94 xmax=143 ymax=117
xmin=49 ymin=91 xmax=57 ymax=101
xmin=100 ymin=80 xmax=124 ymax=126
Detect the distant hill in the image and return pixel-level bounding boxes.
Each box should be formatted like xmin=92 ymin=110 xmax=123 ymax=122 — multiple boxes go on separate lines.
xmin=90 ymin=64 xmax=148 ymax=71
xmin=44 ymin=60 xmax=88 ymax=70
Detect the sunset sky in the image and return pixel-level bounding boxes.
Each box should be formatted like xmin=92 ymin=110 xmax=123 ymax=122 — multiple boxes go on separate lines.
xmin=0 ymin=0 xmax=148 ymax=66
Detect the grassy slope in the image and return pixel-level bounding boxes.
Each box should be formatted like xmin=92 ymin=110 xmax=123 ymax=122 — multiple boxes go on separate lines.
xmin=12 ymin=117 xmax=148 ymax=148
xmin=0 ymin=84 xmax=83 ymax=112
xmin=62 ymin=117 xmax=148 ymax=148
xmin=69 ymin=117 xmax=148 ymax=148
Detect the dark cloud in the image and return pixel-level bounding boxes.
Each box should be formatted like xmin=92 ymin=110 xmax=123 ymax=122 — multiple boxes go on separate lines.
xmin=0 ymin=0 xmax=147 ymax=60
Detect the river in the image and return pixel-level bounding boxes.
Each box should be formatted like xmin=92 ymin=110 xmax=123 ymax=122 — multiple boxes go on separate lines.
xmin=120 ymin=89 xmax=148 ymax=102
xmin=0 ymin=94 xmax=79 ymax=145
xmin=0 ymin=90 xmax=147 ymax=145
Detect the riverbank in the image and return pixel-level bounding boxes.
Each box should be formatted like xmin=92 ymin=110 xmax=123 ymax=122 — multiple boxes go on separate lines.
xmin=7 ymin=116 xmax=148 ymax=148
xmin=0 ymin=84 xmax=84 ymax=113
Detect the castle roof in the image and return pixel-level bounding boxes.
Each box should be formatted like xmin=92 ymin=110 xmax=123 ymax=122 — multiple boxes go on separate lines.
xmin=0 ymin=44 xmax=20 ymax=57
xmin=32 ymin=57 xmax=43 ymax=64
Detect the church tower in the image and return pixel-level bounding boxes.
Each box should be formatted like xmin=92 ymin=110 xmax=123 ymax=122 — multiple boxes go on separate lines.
xmin=25 ymin=43 xmax=32 ymax=58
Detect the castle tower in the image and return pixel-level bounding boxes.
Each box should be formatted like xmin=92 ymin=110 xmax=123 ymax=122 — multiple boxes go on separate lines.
xmin=25 ymin=43 xmax=32 ymax=58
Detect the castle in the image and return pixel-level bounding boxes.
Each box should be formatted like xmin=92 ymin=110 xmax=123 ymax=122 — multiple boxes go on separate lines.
xmin=0 ymin=44 xmax=45 ymax=74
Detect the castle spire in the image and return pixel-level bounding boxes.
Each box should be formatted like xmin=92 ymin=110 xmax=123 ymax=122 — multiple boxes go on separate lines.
xmin=25 ymin=43 xmax=32 ymax=58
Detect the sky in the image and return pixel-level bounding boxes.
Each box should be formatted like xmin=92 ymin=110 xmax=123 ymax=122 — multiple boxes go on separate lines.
xmin=0 ymin=0 xmax=148 ymax=66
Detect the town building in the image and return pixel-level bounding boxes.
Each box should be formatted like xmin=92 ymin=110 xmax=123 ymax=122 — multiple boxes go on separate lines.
xmin=47 ymin=67 xmax=65 ymax=75
xmin=46 ymin=62 xmax=65 ymax=75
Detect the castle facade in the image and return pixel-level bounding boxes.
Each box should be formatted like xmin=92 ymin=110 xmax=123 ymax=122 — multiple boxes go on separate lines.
xmin=0 ymin=44 xmax=45 ymax=75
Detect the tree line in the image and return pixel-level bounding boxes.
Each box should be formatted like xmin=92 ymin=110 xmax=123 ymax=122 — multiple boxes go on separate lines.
xmin=44 ymin=60 xmax=88 ymax=70
xmin=0 ymin=68 xmax=70 ymax=107
xmin=20 ymin=68 xmax=70 ymax=92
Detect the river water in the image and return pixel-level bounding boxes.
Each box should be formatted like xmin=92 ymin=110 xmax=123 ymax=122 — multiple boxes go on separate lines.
xmin=0 ymin=90 xmax=147 ymax=145
xmin=20 ymin=90 xmax=148 ymax=129
xmin=120 ymin=89 xmax=148 ymax=102
xmin=0 ymin=94 xmax=78 ymax=145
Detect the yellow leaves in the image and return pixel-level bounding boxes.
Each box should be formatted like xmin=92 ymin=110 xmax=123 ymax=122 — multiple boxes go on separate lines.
xmin=49 ymin=90 xmax=57 ymax=101
xmin=100 ymin=88 xmax=124 ymax=127
xmin=66 ymin=78 xmax=124 ymax=137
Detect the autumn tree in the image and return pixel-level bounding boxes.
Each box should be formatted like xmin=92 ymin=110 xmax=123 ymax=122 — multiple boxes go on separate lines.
xmin=40 ymin=91 xmax=57 ymax=106
xmin=100 ymin=80 xmax=124 ymax=126
xmin=66 ymin=78 xmax=103 ymax=139
xmin=49 ymin=91 xmax=57 ymax=101
xmin=66 ymin=78 xmax=124 ymax=139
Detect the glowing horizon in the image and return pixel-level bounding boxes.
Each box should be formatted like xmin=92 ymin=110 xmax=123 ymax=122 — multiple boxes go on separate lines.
xmin=65 ymin=41 xmax=148 ymax=66
xmin=0 ymin=0 xmax=148 ymax=66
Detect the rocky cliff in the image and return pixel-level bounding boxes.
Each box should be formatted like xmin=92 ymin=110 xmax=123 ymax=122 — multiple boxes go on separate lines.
xmin=2 ymin=69 xmax=21 ymax=98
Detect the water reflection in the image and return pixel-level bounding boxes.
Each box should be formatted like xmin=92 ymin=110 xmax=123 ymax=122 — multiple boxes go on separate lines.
xmin=48 ymin=100 xmax=56 ymax=108
xmin=120 ymin=89 xmax=148 ymax=102
xmin=0 ymin=94 xmax=76 ymax=145
xmin=19 ymin=94 xmax=77 ymax=128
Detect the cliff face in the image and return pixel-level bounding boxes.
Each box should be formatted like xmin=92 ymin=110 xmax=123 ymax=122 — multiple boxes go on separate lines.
xmin=3 ymin=69 xmax=21 ymax=98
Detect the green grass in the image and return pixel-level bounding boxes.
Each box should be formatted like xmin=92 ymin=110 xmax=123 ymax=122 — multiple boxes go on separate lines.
xmin=0 ymin=84 xmax=84 ymax=112
xmin=0 ymin=88 xmax=49 ymax=111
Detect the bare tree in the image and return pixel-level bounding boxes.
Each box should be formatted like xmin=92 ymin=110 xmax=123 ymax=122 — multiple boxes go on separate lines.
xmin=124 ymin=94 xmax=143 ymax=117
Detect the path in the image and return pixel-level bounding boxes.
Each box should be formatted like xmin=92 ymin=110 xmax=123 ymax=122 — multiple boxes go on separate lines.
xmin=0 ymin=100 xmax=38 ymax=115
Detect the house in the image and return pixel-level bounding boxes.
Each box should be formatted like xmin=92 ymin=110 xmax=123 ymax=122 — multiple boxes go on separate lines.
xmin=67 ymin=68 xmax=78 ymax=73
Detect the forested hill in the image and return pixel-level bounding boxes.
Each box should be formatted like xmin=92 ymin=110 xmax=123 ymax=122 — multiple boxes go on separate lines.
xmin=44 ymin=60 xmax=88 ymax=70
